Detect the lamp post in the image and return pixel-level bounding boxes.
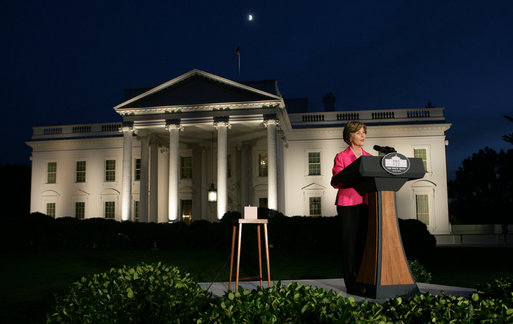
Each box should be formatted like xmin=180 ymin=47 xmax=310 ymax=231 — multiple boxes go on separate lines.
xmin=208 ymin=131 xmax=217 ymax=202
xmin=208 ymin=183 xmax=217 ymax=202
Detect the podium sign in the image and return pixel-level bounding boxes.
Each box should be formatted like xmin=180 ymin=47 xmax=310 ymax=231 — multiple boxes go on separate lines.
xmin=333 ymin=156 xmax=425 ymax=299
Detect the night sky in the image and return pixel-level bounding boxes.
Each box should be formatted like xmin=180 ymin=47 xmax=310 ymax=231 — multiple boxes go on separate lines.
xmin=2 ymin=0 xmax=512 ymax=178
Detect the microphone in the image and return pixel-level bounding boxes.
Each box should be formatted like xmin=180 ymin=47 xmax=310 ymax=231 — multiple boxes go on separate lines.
xmin=373 ymin=145 xmax=397 ymax=154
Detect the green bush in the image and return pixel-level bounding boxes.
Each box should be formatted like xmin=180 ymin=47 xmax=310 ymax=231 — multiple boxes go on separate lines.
xmin=382 ymin=292 xmax=513 ymax=323
xmin=198 ymin=282 xmax=387 ymax=323
xmin=477 ymin=277 xmax=513 ymax=304
xmin=47 ymin=263 xmax=211 ymax=323
xmin=199 ymin=281 xmax=513 ymax=323
xmin=48 ymin=264 xmax=513 ymax=323
xmin=199 ymin=282 xmax=513 ymax=323
xmin=408 ymin=259 xmax=432 ymax=283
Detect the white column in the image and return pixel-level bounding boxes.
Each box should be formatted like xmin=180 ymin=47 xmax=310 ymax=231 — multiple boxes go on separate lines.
xmin=140 ymin=135 xmax=149 ymax=223
xmin=150 ymin=141 xmax=158 ymax=223
xmin=167 ymin=124 xmax=181 ymax=222
xmin=159 ymin=148 xmax=169 ymax=223
xmin=201 ymin=147 xmax=208 ymax=220
xmin=239 ymin=144 xmax=249 ymax=206
xmin=215 ymin=121 xmax=229 ymax=220
xmin=265 ymin=119 xmax=278 ymax=210
xmin=121 ymin=126 xmax=133 ymax=221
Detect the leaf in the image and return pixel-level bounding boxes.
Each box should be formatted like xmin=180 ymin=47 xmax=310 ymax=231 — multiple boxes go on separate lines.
xmin=126 ymin=287 xmax=134 ymax=299
xmin=471 ymin=293 xmax=479 ymax=302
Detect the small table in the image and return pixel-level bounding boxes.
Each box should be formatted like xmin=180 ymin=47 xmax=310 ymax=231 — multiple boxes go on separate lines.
xmin=228 ymin=219 xmax=272 ymax=292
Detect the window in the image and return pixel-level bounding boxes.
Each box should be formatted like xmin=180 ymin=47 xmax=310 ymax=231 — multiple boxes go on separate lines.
xmin=259 ymin=197 xmax=268 ymax=208
xmin=75 ymin=202 xmax=85 ymax=219
xmin=258 ymin=153 xmax=268 ymax=177
xmin=134 ymin=200 xmax=140 ymax=222
xmin=135 ymin=158 xmax=141 ymax=181
xmin=308 ymin=152 xmax=321 ymax=175
xmin=47 ymin=162 xmax=57 ymax=184
xmin=46 ymin=202 xmax=56 ymax=218
xmin=415 ymin=194 xmax=430 ymax=225
xmin=414 ymin=148 xmax=428 ymax=171
xmin=180 ymin=157 xmax=192 ymax=179
xmin=105 ymin=201 xmax=115 ymax=219
xmin=76 ymin=161 xmax=86 ymax=183
xmin=105 ymin=160 xmax=116 ymax=182
xmin=309 ymin=197 xmax=322 ymax=216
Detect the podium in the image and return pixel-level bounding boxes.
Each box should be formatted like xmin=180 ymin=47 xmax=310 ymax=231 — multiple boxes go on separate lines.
xmin=332 ymin=155 xmax=425 ymax=299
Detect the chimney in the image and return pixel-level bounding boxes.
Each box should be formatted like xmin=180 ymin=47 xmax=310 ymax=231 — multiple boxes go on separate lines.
xmin=323 ymin=92 xmax=336 ymax=111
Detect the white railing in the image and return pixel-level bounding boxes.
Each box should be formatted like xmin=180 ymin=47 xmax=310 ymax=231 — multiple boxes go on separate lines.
xmin=289 ymin=107 xmax=445 ymax=127
xmin=33 ymin=122 xmax=122 ymax=139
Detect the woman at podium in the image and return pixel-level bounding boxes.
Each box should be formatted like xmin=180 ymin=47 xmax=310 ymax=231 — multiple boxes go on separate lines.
xmin=330 ymin=121 xmax=372 ymax=292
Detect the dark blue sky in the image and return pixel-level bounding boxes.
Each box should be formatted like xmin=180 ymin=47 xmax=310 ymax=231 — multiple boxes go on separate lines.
xmin=2 ymin=0 xmax=512 ymax=178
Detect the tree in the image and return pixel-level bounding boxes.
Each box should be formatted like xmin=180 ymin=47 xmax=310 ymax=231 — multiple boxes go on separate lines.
xmin=503 ymin=115 xmax=513 ymax=145
xmin=0 ymin=165 xmax=31 ymax=218
xmin=448 ymin=147 xmax=512 ymax=224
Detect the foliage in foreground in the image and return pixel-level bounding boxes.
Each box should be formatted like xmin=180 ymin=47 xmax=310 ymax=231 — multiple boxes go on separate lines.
xmin=200 ymin=279 xmax=513 ymax=323
xmin=408 ymin=259 xmax=432 ymax=283
xmin=48 ymin=263 xmax=513 ymax=323
xmin=47 ymin=263 xmax=211 ymax=323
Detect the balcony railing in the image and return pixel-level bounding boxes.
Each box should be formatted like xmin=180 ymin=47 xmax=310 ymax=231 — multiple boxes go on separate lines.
xmin=289 ymin=107 xmax=444 ymax=127
xmin=33 ymin=122 xmax=122 ymax=139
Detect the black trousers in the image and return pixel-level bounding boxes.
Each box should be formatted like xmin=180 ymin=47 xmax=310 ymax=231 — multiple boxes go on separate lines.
xmin=337 ymin=204 xmax=368 ymax=291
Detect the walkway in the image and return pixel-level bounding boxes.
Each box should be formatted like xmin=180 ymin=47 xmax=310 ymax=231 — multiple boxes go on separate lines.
xmin=199 ymin=279 xmax=476 ymax=303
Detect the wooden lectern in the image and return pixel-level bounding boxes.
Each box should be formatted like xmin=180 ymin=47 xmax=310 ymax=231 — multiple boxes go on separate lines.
xmin=332 ymin=155 xmax=425 ymax=299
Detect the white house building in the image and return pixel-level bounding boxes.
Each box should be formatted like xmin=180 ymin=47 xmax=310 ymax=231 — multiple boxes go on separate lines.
xmin=27 ymin=69 xmax=452 ymax=235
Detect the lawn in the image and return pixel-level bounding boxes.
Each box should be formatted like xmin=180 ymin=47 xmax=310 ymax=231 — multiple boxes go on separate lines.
xmin=1 ymin=247 xmax=512 ymax=323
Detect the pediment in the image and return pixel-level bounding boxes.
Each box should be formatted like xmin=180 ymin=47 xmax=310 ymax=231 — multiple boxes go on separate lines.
xmin=115 ymin=69 xmax=281 ymax=111
xmin=301 ymin=183 xmax=327 ymax=191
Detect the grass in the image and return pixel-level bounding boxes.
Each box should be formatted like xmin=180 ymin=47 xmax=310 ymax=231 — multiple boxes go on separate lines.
xmin=1 ymin=247 xmax=512 ymax=323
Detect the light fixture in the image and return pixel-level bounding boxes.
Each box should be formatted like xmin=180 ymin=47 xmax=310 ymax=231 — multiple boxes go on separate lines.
xmin=208 ymin=131 xmax=217 ymax=202
xmin=208 ymin=183 xmax=217 ymax=202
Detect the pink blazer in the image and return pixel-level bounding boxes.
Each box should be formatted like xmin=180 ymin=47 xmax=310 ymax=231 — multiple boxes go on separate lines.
xmin=331 ymin=146 xmax=372 ymax=206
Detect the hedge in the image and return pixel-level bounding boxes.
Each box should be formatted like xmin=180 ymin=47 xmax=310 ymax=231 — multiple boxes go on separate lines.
xmin=47 ymin=263 xmax=513 ymax=323
xmin=2 ymin=210 xmax=435 ymax=261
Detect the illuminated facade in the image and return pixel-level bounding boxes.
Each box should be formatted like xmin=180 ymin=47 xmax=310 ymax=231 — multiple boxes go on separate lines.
xmin=27 ymin=69 xmax=452 ymax=234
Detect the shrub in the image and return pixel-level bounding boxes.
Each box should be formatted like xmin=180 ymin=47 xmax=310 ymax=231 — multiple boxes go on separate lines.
xmin=198 ymin=282 xmax=387 ymax=323
xmin=48 ymin=265 xmax=513 ymax=323
xmin=382 ymin=292 xmax=513 ymax=323
xmin=399 ymin=219 xmax=436 ymax=261
xmin=408 ymin=260 xmax=432 ymax=283
xmin=47 ymin=263 xmax=211 ymax=323
xmin=477 ymin=277 xmax=513 ymax=304
xmin=200 ymin=281 xmax=513 ymax=323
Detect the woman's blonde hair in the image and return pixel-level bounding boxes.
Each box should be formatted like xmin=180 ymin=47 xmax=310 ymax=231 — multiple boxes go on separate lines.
xmin=343 ymin=121 xmax=367 ymax=145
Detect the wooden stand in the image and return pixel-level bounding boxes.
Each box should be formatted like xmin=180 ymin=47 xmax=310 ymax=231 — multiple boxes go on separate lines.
xmin=228 ymin=219 xmax=271 ymax=292
xmin=353 ymin=191 xmax=419 ymax=299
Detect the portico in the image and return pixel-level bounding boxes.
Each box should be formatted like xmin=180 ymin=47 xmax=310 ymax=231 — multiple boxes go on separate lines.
xmin=115 ymin=69 xmax=285 ymax=222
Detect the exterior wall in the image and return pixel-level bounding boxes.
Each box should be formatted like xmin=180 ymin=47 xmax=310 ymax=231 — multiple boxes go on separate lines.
xmin=28 ymin=120 xmax=451 ymax=235
xmin=30 ymin=137 xmax=125 ymax=220
xmin=282 ymin=124 xmax=451 ymax=234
